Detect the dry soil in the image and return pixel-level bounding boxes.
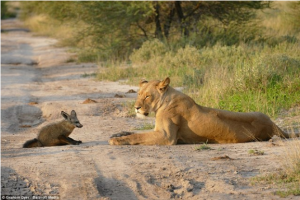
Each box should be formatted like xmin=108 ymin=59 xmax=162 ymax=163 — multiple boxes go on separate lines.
xmin=1 ymin=19 xmax=299 ymax=200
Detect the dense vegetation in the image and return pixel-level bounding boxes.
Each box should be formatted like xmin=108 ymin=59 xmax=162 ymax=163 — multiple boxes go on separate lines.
xmin=1 ymin=1 xmax=18 ymax=19
xmin=19 ymin=1 xmax=269 ymax=60
xmin=19 ymin=1 xmax=300 ymax=118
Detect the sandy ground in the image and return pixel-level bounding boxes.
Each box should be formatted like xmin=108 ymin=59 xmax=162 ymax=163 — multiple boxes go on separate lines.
xmin=1 ymin=19 xmax=300 ymax=200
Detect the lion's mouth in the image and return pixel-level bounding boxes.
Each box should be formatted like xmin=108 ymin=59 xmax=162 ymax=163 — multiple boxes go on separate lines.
xmin=136 ymin=109 xmax=148 ymax=115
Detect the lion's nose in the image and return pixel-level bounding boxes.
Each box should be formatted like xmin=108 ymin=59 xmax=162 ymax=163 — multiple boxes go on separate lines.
xmin=135 ymin=106 xmax=141 ymax=110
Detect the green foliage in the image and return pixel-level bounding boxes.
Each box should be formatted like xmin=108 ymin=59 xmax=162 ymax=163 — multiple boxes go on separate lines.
xmin=134 ymin=122 xmax=155 ymax=130
xmin=194 ymin=140 xmax=212 ymax=151
xmin=77 ymin=50 xmax=100 ymax=63
xmin=121 ymin=101 xmax=136 ymax=118
xmin=81 ymin=73 xmax=96 ymax=78
xmin=248 ymin=149 xmax=264 ymax=156
xmin=275 ymin=187 xmax=300 ymax=198
xmin=129 ymin=41 xmax=204 ymax=85
xmin=1 ymin=1 xmax=18 ymax=19
xmin=113 ymin=39 xmax=300 ymax=118
xmin=19 ymin=1 xmax=270 ymax=62
xmin=19 ymin=2 xmax=300 ymax=118
xmin=130 ymin=39 xmax=168 ymax=63
xmin=1 ymin=1 xmax=8 ymax=19
xmin=20 ymin=1 xmax=153 ymax=61
xmin=97 ymin=66 xmax=139 ymax=82
xmin=252 ymin=170 xmax=300 ymax=197
xmin=97 ymin=37 xmax=300 ymax=117
xmin=251 ymin=139 xmax=300 ymax=197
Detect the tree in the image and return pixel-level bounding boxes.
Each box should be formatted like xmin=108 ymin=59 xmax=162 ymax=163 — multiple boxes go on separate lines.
xmin=20 ymin=1 xmax=270 ymax=60
xmin=151 ymin=1 xmax=269 ymax=40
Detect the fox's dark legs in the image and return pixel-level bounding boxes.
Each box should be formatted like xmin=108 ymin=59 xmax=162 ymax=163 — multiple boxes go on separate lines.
xmin=58 ymin=135 xmax=82 ymax=145
xmin=66 ymin=136 xmax=82 ymax=144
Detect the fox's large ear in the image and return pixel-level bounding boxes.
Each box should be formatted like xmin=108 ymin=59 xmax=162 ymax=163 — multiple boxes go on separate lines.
xmin=61 ymin=111 xmax=70 ymax=120
xmin=139 ymin=79 xmax=148 ymax=87
xmin=70 ymin=110 xmax=77 ymax=117
xmin=157 ymin=77 xmax=170 ymax=93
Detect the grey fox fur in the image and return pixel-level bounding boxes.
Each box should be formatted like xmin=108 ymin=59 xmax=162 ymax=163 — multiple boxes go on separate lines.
xmin=23 ymin=110 xmax=83 ymax=148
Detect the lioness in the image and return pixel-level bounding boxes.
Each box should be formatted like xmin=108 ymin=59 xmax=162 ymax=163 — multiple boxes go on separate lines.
xmin=109 ymin=77 xmax=292 ymax=145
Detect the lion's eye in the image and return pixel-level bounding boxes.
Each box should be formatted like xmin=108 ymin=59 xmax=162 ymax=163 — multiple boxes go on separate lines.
xmin=145 ymin=96 xmax=150 ymax=99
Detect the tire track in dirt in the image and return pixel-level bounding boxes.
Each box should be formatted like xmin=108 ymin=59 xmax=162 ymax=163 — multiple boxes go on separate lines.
xmin=1 ymin=19 xmax=138 ymax=199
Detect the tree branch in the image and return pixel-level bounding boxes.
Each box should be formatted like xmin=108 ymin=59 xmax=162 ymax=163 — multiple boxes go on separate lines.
xmin=136 ymin=22 xmax=148 ymax=39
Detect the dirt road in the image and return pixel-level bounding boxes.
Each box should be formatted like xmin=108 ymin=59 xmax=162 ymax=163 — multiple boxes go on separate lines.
xmin=1 ymin=19 xmax=299 ymax=200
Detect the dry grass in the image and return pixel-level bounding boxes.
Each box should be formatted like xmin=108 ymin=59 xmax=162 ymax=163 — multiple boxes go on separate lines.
xmin=251 ymin=117 xmax=300 ymax=197
xmin=282 ymin=135 xmax=300 ymax=175
xmin=258 ymin=2 xmax=300 ymax=39
xmin=117 ymin=41 xmax=300 ymax=118
xmin=24 ymin=15 xmax=71 ymax=40
xmin=23 ymin=15 xmax=91 ymax=59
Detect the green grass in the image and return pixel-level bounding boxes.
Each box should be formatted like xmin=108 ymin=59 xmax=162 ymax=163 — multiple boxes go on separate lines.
xmin=251 ymin=139 xmax=300 ymax=197
xmin=81 ymin=72 xmax=97 ymax=78
xmin=121 ymin=101 xmax=136 ymax=118
xmin=194 ymin=141 xmax=212 ymax=151
xmin=251 ymin=170 xmax=300 ymax=197
xmin=134 ymin=122 xmax=155 ymax=130
xmin=20 ymin=3 xmax=300 ymax=120
xmin=93 ymin=2 xmax=300 ymax=119
xmin=1 ymin=1 xmax=18 ymax=19
xmin=97 ymin=65 xmax=139 ymax=82
xmin=98 ymin=41 xmax=300 ymax=118
xmin=275 ymin=187 xmax=300 ymax=198
xmin=248 ymin=149 xmax=264 ymax=156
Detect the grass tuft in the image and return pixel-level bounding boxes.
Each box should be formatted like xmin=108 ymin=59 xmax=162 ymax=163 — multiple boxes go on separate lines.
xmin=251 ymin=138 xmax=300 ymax=197
xmin=121 ymin=101 xmax=136 ymax=118
xmin=248 ymin=149 xmax=264 ymax=156
xmin=105 ymin=41 xmax=300 ymax=118
xmin=134 ymin=122 xmax=155 ymax=130
xmin=194 ymin=141 xmax=212 ymax=151
xmin=81 ymin=72 xmax=97 ymax=78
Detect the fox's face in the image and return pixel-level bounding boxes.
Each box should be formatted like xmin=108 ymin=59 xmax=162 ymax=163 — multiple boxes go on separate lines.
xmin=61 ymin=110 xmax=83 ymax=128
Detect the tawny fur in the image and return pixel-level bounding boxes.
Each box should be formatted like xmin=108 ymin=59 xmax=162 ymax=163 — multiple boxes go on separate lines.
xmin=109 ymin=77 xmax=296 ymax=145
xmin=23 ymin=110 xmax=83 ymax=148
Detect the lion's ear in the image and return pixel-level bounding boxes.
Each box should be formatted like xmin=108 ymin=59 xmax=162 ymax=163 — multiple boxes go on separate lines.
xmin=139 ymin=79 xmax=148 ymax=87
xmin=158 ymin=77 xmax=170 ymax=92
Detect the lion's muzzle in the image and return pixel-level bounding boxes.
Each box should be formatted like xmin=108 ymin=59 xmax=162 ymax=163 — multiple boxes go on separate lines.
xmin=135 ymin=106 xmax=149 ymax=117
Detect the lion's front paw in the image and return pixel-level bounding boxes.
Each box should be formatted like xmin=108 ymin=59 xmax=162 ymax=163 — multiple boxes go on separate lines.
xmin=109 ymin=138 xmax=119 ymax=145
xmin=110 ymin=131 xmax=134 ymax=138
xmin=109 ymin=137 xmax=132 ymax=145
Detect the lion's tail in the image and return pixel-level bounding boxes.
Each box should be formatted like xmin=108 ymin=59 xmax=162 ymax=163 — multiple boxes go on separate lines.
xmin=273 ymin=124 xmax=300 ymax=139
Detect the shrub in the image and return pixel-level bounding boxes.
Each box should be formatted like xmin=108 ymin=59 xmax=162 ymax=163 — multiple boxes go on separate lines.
xmin=130 ymin=39 xmax=168 ymax=64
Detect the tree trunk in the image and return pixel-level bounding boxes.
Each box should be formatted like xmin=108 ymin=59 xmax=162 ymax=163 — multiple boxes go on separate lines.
xmin=163 ymin=5 xmax=176 ymax=39
xmin=154 ymin=2 xmax=163 ymax=40
xmin=175 ymin=1 xmax=189 ymax=37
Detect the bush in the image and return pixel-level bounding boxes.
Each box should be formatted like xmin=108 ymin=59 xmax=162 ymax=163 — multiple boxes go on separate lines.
xmin=121 ymin=41 xmax=300 ymax=118
xmin=130 ymin=39 xmax=167 ymax=63
xmin=1 ymin=1 xmax=18 ymax=19
xmin=19 ymin=1 xmax=300 ymax=118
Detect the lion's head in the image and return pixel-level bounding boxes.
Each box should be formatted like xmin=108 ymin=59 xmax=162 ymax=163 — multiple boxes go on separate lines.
xmin=135 ymin=77 xmax=170 ymax=118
